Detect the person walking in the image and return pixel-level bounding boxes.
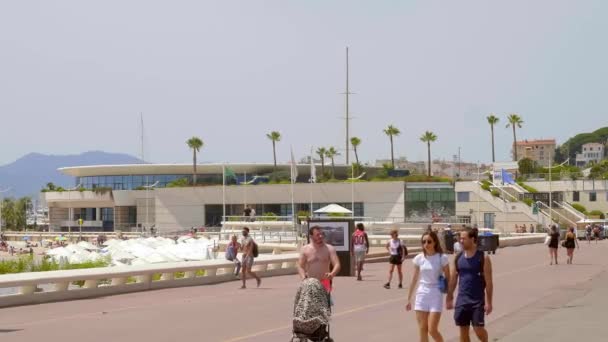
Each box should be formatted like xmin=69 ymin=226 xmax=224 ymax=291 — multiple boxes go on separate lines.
xmin=406 ymin=231 xmax=450 ymax=342
xmin=563 ymin=227 xmax=578 ymax=264
xmin=384 ymin=228 xmax=407 ymax=289
xmin=548 ymin=225 xmax=560 ymax=265
xmin=350 ymin=223 xmax=369 ymax=281
xmin=585 ymin=224 xmax=592 ymax=244
xmin=297 ymin=226 xmax=341 ymax=288
xmin=240 ymin=227 xmax=261 ymax=289
xmin=447 ymin=227 xmax=494 ymax=342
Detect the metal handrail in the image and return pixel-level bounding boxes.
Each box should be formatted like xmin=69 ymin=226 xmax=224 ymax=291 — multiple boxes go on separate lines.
xmin=556 ymin=202 xmax=586 ymax=221
xmin=535 ymin=201 xmax=576 ymax=227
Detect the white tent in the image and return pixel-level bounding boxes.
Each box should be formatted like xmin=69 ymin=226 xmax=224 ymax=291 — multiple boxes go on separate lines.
xmin=314 ymin=204 xmax=353 ymax=215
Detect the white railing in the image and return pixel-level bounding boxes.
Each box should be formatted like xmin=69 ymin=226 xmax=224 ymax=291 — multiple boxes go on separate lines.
xmin=535 ymin=201 xmax=577 ymax=227
xmin=556 ymin=202 xmax=586 ymax=221
xmin=0 ymin=254 xmax=299 ymax=308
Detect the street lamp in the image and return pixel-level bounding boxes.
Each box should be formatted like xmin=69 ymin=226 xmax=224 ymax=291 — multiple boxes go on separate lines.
xmin=0 ymin=187 xmax=12 ymax=233
xmin=142 ymin=180 xmax=159 ymax=235
xmin=66 ymin=183 xmax=83 ymax=239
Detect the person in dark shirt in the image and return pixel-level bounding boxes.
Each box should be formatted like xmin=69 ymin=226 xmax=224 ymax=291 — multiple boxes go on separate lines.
xmin=447 ymin=227 xmax=494 ymax=342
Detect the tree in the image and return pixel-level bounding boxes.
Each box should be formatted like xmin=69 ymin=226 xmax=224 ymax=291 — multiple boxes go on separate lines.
xmin=487 ymin=114 xmax=499 ymax=163
xmin=506 ymin=114 xmax=524 ymax=161
xmin=383 ymin=125 xmax=401 ymax=168
xmin=350 ymin=137 xmax=361 ymax=165
xmin=266 ymin=131 xmax=281 ymax=170
xmin=186 ymin=137 xmax=204 ymax=185
xmin=46 ymin=182 xmax=56 ymax=191
xmin=518 ymin=158 xmax=536 ymax=175
xmin=316 ymin=147 xmax=327 ymax=178
xmin=420 ymin=131 xmax=438 ymax=176
xmin=325 ymin=147 xmax=340 ymax=179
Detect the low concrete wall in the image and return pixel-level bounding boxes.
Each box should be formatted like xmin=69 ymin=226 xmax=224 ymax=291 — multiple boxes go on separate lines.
xmin=0 ymin=254 xmax=298 ymax=308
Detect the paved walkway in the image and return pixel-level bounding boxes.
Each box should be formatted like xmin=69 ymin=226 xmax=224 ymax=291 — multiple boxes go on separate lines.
xmin=1 ymin=242 xmax=607 ymax=341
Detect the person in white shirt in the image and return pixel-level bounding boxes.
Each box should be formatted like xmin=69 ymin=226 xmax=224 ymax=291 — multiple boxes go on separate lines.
xmin=406 ymin=230 xmax=451 ymax=342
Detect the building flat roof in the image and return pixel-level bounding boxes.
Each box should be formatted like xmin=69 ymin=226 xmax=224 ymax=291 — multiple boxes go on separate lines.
xmin=58 ymin=163 xmax=378 ymax=177
xmin=515 ymin=139 xmax=556 ymax=146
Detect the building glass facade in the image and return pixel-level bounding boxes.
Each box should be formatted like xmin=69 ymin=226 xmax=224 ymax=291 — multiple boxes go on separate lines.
xmin=405 ymin=183 xmax=455 ymax=222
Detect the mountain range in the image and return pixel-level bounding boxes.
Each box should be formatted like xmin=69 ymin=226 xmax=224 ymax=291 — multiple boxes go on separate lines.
xmin=0 ymin=151 xmax=142 ymax=198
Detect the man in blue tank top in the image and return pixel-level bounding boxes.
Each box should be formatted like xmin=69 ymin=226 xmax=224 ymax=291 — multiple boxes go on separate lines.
xmin=447 ymin=227 xmax=494 ymax=342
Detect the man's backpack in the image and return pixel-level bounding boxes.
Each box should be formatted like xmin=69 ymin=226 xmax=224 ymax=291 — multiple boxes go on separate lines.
xmin=252 ymin=241 xmax=259 ymax=258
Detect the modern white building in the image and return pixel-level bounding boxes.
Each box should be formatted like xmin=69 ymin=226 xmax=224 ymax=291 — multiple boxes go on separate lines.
xmin=576 ymin=142 xmax=605 ymax=167
xmin=43 ymin=163 xmax=458 ymax=233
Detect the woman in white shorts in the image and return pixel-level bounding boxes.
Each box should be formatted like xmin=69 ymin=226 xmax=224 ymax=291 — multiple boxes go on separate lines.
xmin=406 ymin=230 xmax=450 ymax=342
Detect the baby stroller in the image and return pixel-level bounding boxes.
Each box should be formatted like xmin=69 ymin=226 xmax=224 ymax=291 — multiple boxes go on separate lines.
xmin=291 ymin=278 xmax=334 ymax=342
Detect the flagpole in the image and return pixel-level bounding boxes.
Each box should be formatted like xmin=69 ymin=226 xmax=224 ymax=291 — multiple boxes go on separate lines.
xmin=309 ymin=147 xmax=314 ymax=218
xmin=222 ymin=164 xmax=226 ymax=227
xmin=244 ymin=171 xmax=247 ymax=207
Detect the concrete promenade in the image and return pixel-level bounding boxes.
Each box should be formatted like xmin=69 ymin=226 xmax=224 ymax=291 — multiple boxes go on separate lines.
xmin=1 ymin=242 xmax=607 ymax=341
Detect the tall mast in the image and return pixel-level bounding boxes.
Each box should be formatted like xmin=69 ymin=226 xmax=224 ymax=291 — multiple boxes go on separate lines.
xmin=345 ymin=47 xmax=351 ymax=165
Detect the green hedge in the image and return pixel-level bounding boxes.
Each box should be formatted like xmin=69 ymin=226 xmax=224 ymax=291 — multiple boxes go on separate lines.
xmin=588 ymin=210 xmax=606 ymax=219
xmin=571 ymin=203 xmax=587 ymax=214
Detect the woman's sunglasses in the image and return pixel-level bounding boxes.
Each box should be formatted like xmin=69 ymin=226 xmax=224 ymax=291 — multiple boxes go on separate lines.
xmin=422 ymin=239 xmax=434 ymax=245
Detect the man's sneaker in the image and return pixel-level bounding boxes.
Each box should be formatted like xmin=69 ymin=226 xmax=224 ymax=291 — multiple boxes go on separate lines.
xmin=398 ymin=284 xmax=403 ymax=289
xmin=256 ymin=278 xmax=262 ymax=288
xmin=357 ymin=275 xmax=362 ymax=281
xmin=383 ymin=283 xmax=390 ymax=289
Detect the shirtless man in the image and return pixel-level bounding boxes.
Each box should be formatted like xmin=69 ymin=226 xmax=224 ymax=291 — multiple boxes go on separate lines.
xmin=240 ymin=227 xmax=261 ymax=289
xmin=298 ymin=226 xmax=341 ymax=283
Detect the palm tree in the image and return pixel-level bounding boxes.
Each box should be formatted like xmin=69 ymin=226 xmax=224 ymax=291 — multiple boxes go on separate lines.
xmin=266 ymin=131 xmax=281 ymax=170
xmin=350 ymin=137 xmax=361 ymax=165
xmin=383 ymin=125 xmax=401 ymax=168
xmin=325 ymin=147 xmax=340 ymax=179
xmin=420 ymin=131 xmax=438 ymax=177
xmin=506 ymin=114 xmax=524 ymax=161
xmin=316 ymin=147 xmax=327 ymax=177
xmin=487 ymin=114 xmax=499 ymax=163
xmin=186 ymin=137 xmax=204 ymax=185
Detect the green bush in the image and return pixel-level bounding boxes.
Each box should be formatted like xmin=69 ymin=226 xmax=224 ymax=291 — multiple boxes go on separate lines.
xmin=167 ymin=178 xmax=189 ymax=188
xmin=517 ymin=181 xmax=538 ymax=193
xmin=588 ymin=210 xmax=605 ymax=219
xmin=261 ymin=212 xmax=278 ymax=221
xmin=522 ymin=198 xmax=534 ymax=207
xmin=0 ymin=256 xmax=110 ymax=275
xmin=571 ymin=203 xmax=587 ymax=214
xmin=491 ymin=189 xmax=500 ymax=197
xmin=481 ymin=180 xmax=492 ymax=192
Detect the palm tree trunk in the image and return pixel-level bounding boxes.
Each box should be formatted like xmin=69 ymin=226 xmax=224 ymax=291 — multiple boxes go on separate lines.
xmin=512 ymin=126 xmax=518 ymax=161
xmin=331 ymin=158 xmax=335 ymax=179
xmin=321 ymin=157 xmax=325 ymax=176
xmin=193 ymin=150 xmax=197 ymax=185
xmin=272 ymin=141 xmax=277 ymax=170
xmin=354 ymin=147 xmax=359 ymax=165
xmin=491 ymin=124 xmax=496 ymax=163
xmin=427 ymin=142 xmax=431 ymax=177
xmin=390 ymin=135 xmax=395 ymax=168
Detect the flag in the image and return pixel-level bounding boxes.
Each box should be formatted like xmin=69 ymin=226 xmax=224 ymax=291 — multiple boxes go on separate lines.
xmin=501 ymin=169 xmax=515 ymax=185
xmin=224 ymin=166 xmax=237 ymax=184
xmin=290 ymin=147 xmax=298 ymax=183
xmin=309 ymin=147 xmax=316 ymax=183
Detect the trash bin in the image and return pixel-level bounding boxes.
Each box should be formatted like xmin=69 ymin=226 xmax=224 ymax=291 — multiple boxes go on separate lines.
xmin=444 ymin=231 xmax=455 ymax=253
xmin=478 ymin=233 xmax=499 ymax=254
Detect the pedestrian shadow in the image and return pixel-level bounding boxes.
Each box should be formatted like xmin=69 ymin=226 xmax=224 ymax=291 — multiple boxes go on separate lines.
xmin=0 ymin=329 xmax=23 ymax=333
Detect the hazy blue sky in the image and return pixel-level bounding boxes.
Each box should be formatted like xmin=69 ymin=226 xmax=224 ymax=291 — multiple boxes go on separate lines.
xmin=1 ymin=1 xmax=607 ymax=166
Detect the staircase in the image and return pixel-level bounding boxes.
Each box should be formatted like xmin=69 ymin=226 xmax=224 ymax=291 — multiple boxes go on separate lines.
xmin=474 ymin=182 xmax=548 ymax=225
xmin=556 ymin=202 xmax=586 ymax=222
xmin=536 ymin=201 xmax=577 ymax=227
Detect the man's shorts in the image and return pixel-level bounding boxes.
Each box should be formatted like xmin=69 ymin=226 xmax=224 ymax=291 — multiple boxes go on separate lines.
xmin=454 ymin=303 xmax=485 ymax=327
xmin=242 ymin=256 xmax=254 ymax=269
xmin=354 ymin=249 xmax=366 ymax=264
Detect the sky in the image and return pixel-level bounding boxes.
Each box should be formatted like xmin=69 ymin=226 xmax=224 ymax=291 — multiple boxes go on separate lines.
xmin=1 ymin=0 xmax=607 ymax=166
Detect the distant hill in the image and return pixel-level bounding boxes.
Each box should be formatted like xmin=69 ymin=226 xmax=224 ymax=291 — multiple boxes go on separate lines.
xmin=0 ymin=151 xmax=142 ymax=198
xmin=556 ymin=127 xmax=608 ymax=162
